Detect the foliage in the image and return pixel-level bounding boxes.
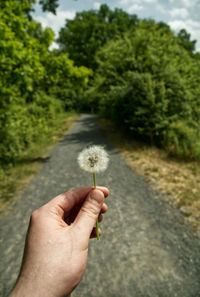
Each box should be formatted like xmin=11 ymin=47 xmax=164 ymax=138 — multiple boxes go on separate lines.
xmin=0 ymin=111 xmax=78 ymax=213
xmin=57 ymin=4 xmax=139 ymax=69
xmin=0 ymin=0 xmax=59 ymax=15
xmin=43 ymin=51 xmax=92 ymax=109
xmin=1 ymin=0 xmax=200 ymax=165
xmin=0 ymin=93 xmax=62 ymax=163
xmin=177 ymin=29 xmax=197 ymax=55
xmin=0 ymin=1 xmax=90 ymax=165
xmin=164 ymin=121 xmax=200 ymax=159
xmin=39 ymin=0 xmax=59 ymax=14
xmin=88 ymin=20 xmax=200 ymax=159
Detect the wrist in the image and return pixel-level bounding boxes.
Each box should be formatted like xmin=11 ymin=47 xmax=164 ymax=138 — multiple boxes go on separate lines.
xmin=9 ymin=277 xmax=52 ymax=297
xmin=9 ymin=276 xmax=72 ymax=297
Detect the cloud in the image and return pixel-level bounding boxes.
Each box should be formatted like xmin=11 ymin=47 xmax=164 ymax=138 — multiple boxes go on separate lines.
xmin=120 ymin=0 xmax=157 ymax=4
xmin=119 ymin=0 xmax=157 ymax=14
xmin=155 ymin=3 xmax=168 ymax=14
xmin=169 ymin=0 xmax=199 ymax=9
xmin=34 ymin=9 xmax=76 ymax=37
xmin=93 ymin=2 xmax=101 ymax=9
xmin=168 ymin=0 xmax=200 ymax=20
xmin=143 ymin=0 xmax=157 ymax=3
xmin=49 ymin=42 xmax=59 ymax=50
xmin=169 ymin=19 xmax=200 ymax=51
xmin=170 ymin=8 xmax=189 ymax=19
xmin=119 ymin=0 xmax=133 ymax=4
xmin=127 ymin=4 xmax=143 ymax=13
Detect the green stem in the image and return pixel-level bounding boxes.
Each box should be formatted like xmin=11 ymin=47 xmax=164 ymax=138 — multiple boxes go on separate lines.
xmin=96 ymin=220 xmax=100 ymax=241
xmin=93 ymin=173 xmax=100 ymax=241
xmin=93 ymin=172 xmax=96 ymax=189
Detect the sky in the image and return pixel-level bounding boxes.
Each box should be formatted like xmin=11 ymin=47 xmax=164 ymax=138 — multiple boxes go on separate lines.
xmin=32 ymin=0 xmax=200 ymax=52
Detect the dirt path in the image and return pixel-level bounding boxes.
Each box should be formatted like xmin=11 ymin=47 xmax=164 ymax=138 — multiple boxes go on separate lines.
xmin=0 ymin=114 xmax=200 ymax=297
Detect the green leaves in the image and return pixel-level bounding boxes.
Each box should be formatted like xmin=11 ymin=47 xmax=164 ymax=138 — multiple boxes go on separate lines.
xmin=1 ymin=1 xmax=200 ymax=163
xmin=57 ymin=4 xmax=139 ymax=69
xmin=39 ymin=0 xmax=59 ymax=14
xmin=0 ymin=1 xmax=91 ymax=165
xmin=88 ymin=19 xmax=200 ymax=159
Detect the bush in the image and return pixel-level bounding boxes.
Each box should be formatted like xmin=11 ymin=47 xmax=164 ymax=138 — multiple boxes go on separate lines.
xmin=0 ymin=92 xmax=62 ymax=164
xmin=0 ymin=2 xmax=91 ymax=165
xmin=88 ymin=20 xmax=200 ymax=159
xmin=164 ymin=121 xmax=200 ymax=160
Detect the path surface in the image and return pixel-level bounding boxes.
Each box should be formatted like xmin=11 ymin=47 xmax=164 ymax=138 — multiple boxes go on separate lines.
xmin=0 ymin=114 xmax=200 ymax=297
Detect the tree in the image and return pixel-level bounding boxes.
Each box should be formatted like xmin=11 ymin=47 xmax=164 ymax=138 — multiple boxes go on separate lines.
xmin=39 ymin=0 xmax=59 ymax=14
xmin=177 ymin=29 xmax=196 ymax=55
xmin=0 ymin=0 xmax=91 ymax=164
xmin=0 ymin=0 xmax=59 ymax=15
xmin=87 ymin=20 xmax=200 ymax=158
xmin=57 ymin=4 xmax=139 ymax=68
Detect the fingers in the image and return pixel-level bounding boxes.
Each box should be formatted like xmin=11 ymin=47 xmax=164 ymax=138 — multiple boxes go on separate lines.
xmin=90 ymin=227 xmax=102 ymax=239
xmin=101 ymin=203 xmax=108 ymax=214
xmin=47 ymin=186 xmax=109 ymax=215
xmin=64 ymin=202 xmax=108 ymax=225
xmin=90 ymin=209 xmax=107 ymax=239
xmin=73 ymin=189 xmax=105 ymax=239
xmin=98 ymin=214 xmax=103 ymax=222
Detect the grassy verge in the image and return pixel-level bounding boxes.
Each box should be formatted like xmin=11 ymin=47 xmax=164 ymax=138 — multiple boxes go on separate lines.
xmin=0 ymin=111 xmax=79 ymax=216
xmin=100 ymin=119 xmax=200 ymax=237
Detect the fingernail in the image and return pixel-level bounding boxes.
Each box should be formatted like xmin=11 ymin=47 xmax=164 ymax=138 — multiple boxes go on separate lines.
xmin=96 ymin=186 xmax=110 ymax=197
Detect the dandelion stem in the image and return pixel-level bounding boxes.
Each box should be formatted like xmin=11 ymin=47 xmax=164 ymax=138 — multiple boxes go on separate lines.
xmin=96 ymin=219 xmax=100 ymax=241
xmin=93 ymin=173 xmax=100 ymax=240
xmin=93 ymin=172 xmax=96 ymax=189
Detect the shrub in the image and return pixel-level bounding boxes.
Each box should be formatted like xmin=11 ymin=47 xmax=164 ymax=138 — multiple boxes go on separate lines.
xmin=88 ymin=20 xmax=200 ymax=159
xmin=0 ymin=92 xmax=62 ymax=164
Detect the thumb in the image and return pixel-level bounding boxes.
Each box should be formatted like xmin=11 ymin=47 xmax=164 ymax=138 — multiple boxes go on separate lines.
xmin=73 ymin=189 xmax=104 ymax=239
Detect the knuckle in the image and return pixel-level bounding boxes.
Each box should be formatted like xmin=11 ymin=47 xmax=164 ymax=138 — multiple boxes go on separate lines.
xmin=30 ymin=205 xmax=46 ymax=222
xmin=31 ymin=209 xmax=39 ymax=221
xmin=81 ymin=203 xmax=99 ymax=219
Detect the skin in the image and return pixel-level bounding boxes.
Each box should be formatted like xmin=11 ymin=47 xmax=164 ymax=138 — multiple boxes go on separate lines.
xmin=9 ymin=186 xmax=109 ymax=297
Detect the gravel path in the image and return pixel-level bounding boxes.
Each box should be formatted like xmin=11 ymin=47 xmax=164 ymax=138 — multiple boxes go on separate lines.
xmin=0 ymin=114 xmax=200 ymax=297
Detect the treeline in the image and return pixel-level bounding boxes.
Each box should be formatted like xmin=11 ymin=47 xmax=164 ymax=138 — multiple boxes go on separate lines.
xmin=58 ymin=4 xmax=200 ymax=160
xmin=0 ymin=0 xmax=90 ymax=165
xmin=1 ymin=2 xmax=200 ymax=165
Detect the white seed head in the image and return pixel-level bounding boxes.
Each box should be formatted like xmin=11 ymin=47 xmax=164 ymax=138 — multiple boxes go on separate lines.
xmin=78 ymin=145 xmax=109 ymax=173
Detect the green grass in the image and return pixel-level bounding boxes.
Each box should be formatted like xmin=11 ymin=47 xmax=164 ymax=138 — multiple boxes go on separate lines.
xmin=0 ymin=111 xmax=79 ymax=216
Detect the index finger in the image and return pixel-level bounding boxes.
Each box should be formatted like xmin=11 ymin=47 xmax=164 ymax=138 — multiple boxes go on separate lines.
xmin=47 ymin=186 xmax=109 ymax=213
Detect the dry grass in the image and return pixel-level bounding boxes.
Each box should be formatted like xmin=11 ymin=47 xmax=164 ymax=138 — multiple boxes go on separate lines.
xmin=100 ymin=119 xmax=200 ymax=236
xmin=0 ymin=112 xmax=79 ymax=216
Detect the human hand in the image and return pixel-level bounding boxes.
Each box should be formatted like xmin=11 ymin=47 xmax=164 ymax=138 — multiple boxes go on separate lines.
xmin=9 ymin=186 xmax=109 ymax=297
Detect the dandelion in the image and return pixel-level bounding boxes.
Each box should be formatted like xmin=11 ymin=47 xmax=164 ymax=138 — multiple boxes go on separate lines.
xmin=78 ymin=145 xmax=109 ymax=240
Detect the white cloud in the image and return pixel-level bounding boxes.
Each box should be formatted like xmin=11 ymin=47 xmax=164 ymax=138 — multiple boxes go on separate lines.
xmin=169 ymin=19 xmax=200 ymax=32
xmin=49 ymin=42 xmax=59 ymax=51
xmin=119 ymin=0 xmax=133 ymax=4
xmin=181 ymin=0 xmax=194 ymax=8
xmin=34 ymin=9 xmax=76 ymax=37
xmin=169 ymin=0 xmax=198 ymax=9
xmin=143 ymin=0 xmax=157 ymax=3
xmin=156 ymin=3 xmax=168 ymax=14
xmin=169 ymin=19 xmax=200 ymax=51
xmin=93 ymin=2 xmax=101 ymax=9
xmin=127 ymin=4 xmax=144 ymax=13
xmin=170 ymin=8 xmax=189 ymax=18
xmin=120 ymin=0 xmax=157 ymax=4
xmin=119 ymin=0 xmax=157 ymax=14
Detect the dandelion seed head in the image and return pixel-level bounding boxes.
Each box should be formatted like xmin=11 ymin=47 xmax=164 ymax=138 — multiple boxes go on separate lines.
xmin=78 ymin=145 xmax=109 ymax=173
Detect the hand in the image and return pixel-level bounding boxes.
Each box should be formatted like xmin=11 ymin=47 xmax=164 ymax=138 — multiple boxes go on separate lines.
xmin=9 ymin=186 xmax=109 ymax=297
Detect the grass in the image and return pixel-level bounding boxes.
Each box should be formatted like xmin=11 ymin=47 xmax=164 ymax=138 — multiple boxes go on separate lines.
xmin=100 ymin=118 xmax=200 ymax=236
xmin=0 ymin=111 xmax=79 ymax=216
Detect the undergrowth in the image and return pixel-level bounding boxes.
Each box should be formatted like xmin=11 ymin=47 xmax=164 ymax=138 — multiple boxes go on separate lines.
xmin=0 ymin=111 xmax=79 ymax=216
